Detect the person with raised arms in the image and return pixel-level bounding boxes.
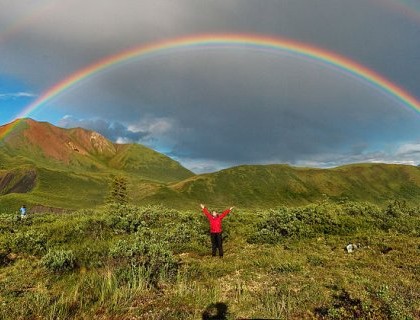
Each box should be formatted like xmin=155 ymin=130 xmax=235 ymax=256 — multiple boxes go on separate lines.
xmin=200 ymin=203 xmax=234 ymax=258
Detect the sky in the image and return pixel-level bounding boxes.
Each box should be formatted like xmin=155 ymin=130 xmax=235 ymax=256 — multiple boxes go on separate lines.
xmin=1 ymin=0 xmax=420 ymax=173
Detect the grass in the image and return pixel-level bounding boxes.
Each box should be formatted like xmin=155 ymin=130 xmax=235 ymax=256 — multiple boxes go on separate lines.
xmin=152 ymin=163 xmax=420 ymax=209
xmin=0 ymin=200 xmax=419 ymax=319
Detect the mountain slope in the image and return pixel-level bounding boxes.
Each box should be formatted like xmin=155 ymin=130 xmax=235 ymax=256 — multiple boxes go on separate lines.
xmin=0 ymin=118 xmax=194 ymax=182
xmin=0 ymin=118 xmax=194 ymax=210
xmin=143 ymin=163 xmax=420 ymax=208
xmin=0 ymin=165 xmax=37 ymax=195
xmin=1 ymin=119 xmax=420 ymax=210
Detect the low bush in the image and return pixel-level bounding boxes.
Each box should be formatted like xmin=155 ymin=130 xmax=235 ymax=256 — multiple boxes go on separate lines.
xmin=109 ymin=234 xmax=179 ymax=287
xmin=248 ymin=200 xmax=420 ymax=244
xmin=104 ymin=203 xmax=180 ymax=234
xmin=247 ymin=205 xmax=341 ymax=244
xmin=6 ymin=229 xmax=48 ymax=256
xmin=40 ymin=249 xmax=77 ymax=272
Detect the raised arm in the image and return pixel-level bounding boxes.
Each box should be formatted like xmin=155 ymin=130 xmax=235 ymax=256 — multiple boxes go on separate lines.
xmin=200 ymin=203 xmax=212 ymax=218
xmin=220 ymin=206 xmax=234 ymax=219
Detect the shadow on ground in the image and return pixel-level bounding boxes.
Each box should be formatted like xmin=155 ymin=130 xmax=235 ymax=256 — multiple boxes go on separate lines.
xmin=202 ymin=302 xmax=228 ymax=320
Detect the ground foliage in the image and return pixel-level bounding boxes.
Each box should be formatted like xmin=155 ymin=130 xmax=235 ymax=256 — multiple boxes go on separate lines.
xmin=0 ymin=200 xmax=418 ymax=319
xmin=248 ymin=200 xmax=419 ymax=244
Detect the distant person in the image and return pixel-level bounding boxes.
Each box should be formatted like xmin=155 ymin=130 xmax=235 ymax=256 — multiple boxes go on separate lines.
xmin=200 ymin=203 xmax=234 ymax=258
xmin=19 ymin=205 xmax=27 ymax=219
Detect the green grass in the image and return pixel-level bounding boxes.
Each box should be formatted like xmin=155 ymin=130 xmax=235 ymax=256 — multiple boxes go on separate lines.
xmin=0 ymin=201 xmax=418 ymax=319
xmin=141 ymin=163 xmax=420 ymax=210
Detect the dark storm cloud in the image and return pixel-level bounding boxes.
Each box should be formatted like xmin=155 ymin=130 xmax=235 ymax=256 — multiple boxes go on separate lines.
xmin=1 ymin=0 xmax=420 ymax=171
xmin=2 ymin=0 xmax=419 ymax=91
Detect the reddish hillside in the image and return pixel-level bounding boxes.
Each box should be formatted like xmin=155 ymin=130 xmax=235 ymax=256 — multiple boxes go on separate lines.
xmin=0 ymin=118 xmax=194 ymax=183
xmin=1 ymin=118 xmax=116 ymax=163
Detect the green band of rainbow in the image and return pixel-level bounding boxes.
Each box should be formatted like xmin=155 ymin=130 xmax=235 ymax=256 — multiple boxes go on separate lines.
xmin=2 ymin=33 xmax=420 ymax=139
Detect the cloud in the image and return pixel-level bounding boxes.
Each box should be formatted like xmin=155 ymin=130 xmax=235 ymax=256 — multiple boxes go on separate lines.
xmin=1 ymin=1 xmax=420 ymax=172
xmin=0 ymin=91 xmax=35 ymax=99
xmin=57 ymin=116 xmax=148 ymax=143
xmin=57 ymin=115 xmax=420 ymax=173
xmin=396 ymin=143 xmax=420 ymax=157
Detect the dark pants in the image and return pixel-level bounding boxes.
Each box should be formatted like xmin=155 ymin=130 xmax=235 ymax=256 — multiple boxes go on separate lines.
xmin=210 ymin=232 xmax=223 ymax=257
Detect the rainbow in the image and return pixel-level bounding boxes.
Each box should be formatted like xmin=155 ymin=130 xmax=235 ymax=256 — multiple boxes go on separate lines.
xmin=371 ymin=0 xmax=420 ymax=24
xmin=0 ymin=0 xmax=57 ymax=44
xmin=2 ymin=33 xmax=420 ymax=139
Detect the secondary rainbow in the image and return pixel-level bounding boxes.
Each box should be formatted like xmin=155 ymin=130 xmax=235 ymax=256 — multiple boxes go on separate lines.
xmin=3 ymin=33 xmax=420 ymax=138
xmin=371 ymin=0 xmax=420 ymax=24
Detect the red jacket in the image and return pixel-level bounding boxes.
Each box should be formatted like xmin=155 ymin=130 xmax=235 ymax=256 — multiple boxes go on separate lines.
xmin=202 ymin=207 xmax=231 ymax=233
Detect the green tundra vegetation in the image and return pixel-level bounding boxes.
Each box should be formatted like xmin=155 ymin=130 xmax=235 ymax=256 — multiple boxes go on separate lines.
xmin=0 ymin=199 xmax=419 ymax=319
xmin=1 ymin=119 xmax=419 ymax=318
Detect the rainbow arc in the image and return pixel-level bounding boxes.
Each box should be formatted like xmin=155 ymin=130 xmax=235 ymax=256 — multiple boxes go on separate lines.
xmin=2 ymin=34 xmax=419 ymax=140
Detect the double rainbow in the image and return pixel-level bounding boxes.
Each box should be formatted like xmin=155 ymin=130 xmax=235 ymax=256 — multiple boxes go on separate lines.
xmin=2 ymin=33 xmax=420 ymax=139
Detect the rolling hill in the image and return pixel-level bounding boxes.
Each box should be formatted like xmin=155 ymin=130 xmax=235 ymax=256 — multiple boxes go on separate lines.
xmin=1 ymin=118 xmax=420 ymax=211
xmin=0 ymin=118 xmax=194 ymax=210
xmin=145 ymin=163 xmax=420 ymax=208
xmin=0 ymin=118 xmax=193 ymax=181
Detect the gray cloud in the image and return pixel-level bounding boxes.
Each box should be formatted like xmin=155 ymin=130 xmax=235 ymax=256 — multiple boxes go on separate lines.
xmin=1 ymin=0 xmax=420 ymax=171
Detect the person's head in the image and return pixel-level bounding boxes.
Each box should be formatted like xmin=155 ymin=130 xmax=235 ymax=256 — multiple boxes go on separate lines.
xmin=211 ymin=210 xmax=218 ymax=217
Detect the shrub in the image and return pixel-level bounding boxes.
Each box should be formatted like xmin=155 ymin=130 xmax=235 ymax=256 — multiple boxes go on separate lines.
xmin=104 ymin=204 xmax=179 ymax=233
xmin=6 ymin=230 xmax=47 ymax=256
xmin=163 ymin=215 xmax=209 ymax=252
xmin=108 ymin=175 xmax=129 ymax=204
xmin=248 ymin=201 xmax=420 ymax=244
xmin=248 ymin=205 xmax=341 ymax=244
xmin=40 ymin=249 xmax=77 ymax=272
xmin=341 ymin=201 xmax=381 ymax=217
xmin=109 ymin=235 xmax=179 ymax=287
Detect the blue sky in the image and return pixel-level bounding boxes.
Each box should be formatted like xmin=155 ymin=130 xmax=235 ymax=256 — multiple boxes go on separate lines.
xmin=1 ymin=0 xmax=419 ymax=172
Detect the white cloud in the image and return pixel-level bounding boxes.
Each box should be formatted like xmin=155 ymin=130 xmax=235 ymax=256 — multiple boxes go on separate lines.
xmin=128 ymin=117 xmax=174 ymax=137
xmin=292 ymin=142 xmax=420 ymax=168
xmin=0 ymin=91 xmax=35 ymax=99
xmin=115 ymin=137 xmax=133 ymax=144
xmin=176 ymin=158 xmax=232 ymax=174
xmin=57 ymin=115 xmax=148 ymax=143
xmin=396 ymin=143 xmax=420 ymax=156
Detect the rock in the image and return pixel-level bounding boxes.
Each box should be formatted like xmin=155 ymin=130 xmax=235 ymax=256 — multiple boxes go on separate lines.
xmin=346 ymin=243 xmax=358 ymax=253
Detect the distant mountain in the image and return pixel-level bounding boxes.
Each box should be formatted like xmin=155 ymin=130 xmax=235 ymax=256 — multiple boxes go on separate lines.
xmin=1 ymin=119 xmax=420 ymax=211
xmin=0 ymin=118 xmax=194 ymax=210
xmin=0 ymin=118 xmax=193 ymax=182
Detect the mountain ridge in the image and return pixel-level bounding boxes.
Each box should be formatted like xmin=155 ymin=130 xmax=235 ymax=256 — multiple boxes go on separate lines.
xmin=0 ymin=118 xmax=194 ymax=182
xmin=1 ymin=119 xmax=420 ymax=210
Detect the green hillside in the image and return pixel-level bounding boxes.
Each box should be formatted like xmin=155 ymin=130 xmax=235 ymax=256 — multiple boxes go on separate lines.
xmin=1 ymin=119 xmax=420 ymax=211
xmin=0 ymin=119 xmax=193 ymax=181
xmin=145 ymin=163 xmax=420 ymax=209
xmin=109 ymin=144 xmax=193 ymax=183
xmin=0 ymin=119 xmax=194 ymax=210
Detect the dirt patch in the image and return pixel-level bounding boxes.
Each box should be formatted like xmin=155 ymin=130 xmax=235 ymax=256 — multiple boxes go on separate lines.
xmin=28 ymin=205 xmax=70 ymax=214
xmin=0 ymin=168 xmax=37 ymax=194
